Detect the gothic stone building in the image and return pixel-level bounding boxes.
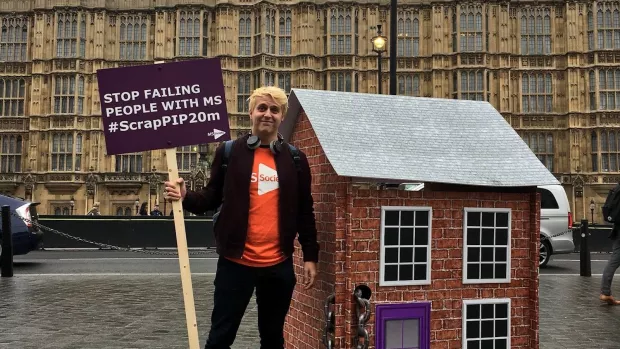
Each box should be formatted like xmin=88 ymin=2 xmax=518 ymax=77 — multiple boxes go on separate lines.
xmin=0 ymin=0 xmax=618 ymax=217
xmin=280 ymin=89 xmax=555 ymax=349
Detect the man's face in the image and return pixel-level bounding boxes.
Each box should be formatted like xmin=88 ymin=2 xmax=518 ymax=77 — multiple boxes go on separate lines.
xmin=250 ymin=95 xmax=284 ymax=138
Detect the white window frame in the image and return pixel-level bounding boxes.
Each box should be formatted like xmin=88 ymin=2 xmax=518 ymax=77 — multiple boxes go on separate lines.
xmin=462 ymin=207 xmax=511 ymax=284
xmin=380 ymin=206 xmax=432 ymax=286
xmin=462 ymin=298 xmax=511 ymax=349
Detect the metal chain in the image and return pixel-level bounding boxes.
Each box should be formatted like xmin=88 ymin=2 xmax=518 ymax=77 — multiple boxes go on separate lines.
xmin=353 ymin=290 xmax=371 ymax=349
xmin=10 ymin=212 xmax=214 ymax=256
xmin=322 ymin=293 xmax=335 ymax=349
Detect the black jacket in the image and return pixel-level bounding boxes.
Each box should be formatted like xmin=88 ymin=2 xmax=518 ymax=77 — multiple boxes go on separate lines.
xmin=182 ymin=134 xmax=319 ymax=262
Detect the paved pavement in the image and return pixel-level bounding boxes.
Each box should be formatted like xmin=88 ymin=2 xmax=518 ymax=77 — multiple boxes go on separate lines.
xmin=0 ymin=274 xmax=259 ymax=349
xmin=540 ymin=253 xmax=620 ymax=349
xmin=540 ymin=275 xmax=620 ymax=349
xmin=1 ymin=251 xmax=620 ymax=348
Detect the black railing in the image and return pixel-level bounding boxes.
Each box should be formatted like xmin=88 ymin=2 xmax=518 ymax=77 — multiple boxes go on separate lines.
xmin=571 ymin=223 xmax=613 ymax=253
xmin=38 ymin=215 xmax=215 ymax=249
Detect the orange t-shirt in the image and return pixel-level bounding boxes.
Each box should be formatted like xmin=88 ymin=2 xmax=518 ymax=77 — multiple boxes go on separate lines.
xmin=227 ymin=147 xmax=287 ymax=267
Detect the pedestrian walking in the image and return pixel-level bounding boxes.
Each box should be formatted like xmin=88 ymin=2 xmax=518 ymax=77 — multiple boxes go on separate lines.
xmin=600 ymin=225 xmax=620 ymax=305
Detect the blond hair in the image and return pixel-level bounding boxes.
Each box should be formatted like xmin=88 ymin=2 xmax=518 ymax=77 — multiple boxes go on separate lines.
xmin=248 ymin=86 xmax=288 ymax=116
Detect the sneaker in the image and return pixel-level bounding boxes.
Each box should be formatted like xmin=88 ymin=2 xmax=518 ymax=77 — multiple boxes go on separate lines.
xmin=599 ymin=294 xmax=620 ymax=305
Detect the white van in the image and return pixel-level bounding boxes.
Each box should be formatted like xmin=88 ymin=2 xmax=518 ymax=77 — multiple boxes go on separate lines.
xmin=538 ymin=184 xmax=574 ymax=267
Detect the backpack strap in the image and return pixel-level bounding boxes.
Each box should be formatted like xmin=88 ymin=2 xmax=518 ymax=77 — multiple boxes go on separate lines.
xmin=221 ymin=140 xmax=234 ymax=172
xmin=213 ymin=140 xmax=234 ymax=227
xmin=288 ymin=144 xmax=301 ymax=172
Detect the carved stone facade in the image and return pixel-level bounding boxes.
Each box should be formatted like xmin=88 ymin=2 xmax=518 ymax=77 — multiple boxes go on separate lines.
xmin=0 ymin=0 xmax=619 ymax=220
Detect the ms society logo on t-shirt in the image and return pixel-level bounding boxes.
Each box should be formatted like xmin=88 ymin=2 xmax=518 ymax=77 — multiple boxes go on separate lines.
xmin=251 ymin=163 xmax=279 ymax=195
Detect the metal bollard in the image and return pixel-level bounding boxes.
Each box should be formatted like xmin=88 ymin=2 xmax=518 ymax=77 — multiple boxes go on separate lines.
xmin=1 ymin=205 xmax=13 ymax=277
xmin=580 ymin=219 xmax=591 ymax=277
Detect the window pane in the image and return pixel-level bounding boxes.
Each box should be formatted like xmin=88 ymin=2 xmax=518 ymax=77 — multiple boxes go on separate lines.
xmin=385 ymin=319 xmax=402 ymax=349
xmin=403 ymin=318 xmax=420 ymax=347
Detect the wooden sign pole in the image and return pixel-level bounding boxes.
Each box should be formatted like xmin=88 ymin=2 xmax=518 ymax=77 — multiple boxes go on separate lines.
xmin=156 ymin=61 xmax=200 ymax=349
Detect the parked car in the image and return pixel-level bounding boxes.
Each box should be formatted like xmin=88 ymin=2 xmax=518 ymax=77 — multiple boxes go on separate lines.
xmin=538 ymin=184 xmax=574 ymax=267
xmin=0 ymin=194 xmax=42 ymax=258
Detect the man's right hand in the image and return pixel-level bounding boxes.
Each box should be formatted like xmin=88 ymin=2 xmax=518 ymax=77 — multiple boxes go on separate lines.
xmin=164 ymin=178 xmax=186 ymax=201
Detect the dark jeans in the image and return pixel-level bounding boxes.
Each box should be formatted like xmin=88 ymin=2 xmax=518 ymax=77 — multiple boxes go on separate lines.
xmin=204 ymin=256 xmax=296 ymax=349
xmin=601 ymin=234 xmax=620 ymax=296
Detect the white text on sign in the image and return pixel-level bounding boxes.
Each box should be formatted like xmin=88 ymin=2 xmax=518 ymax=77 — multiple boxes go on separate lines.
xmin=107 ymin=111 xmax=221 ymax=133
xmin=103 ymin=84 xmax=223 ymax=118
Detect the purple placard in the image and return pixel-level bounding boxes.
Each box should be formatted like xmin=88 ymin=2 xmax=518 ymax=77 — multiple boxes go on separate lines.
xmin=96 ymin=58 xmax=231 ymax=155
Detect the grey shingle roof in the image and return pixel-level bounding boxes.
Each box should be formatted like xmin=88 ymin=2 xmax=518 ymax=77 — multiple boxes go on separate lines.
xmin=281 ymin=88 xmax=560 ymax=188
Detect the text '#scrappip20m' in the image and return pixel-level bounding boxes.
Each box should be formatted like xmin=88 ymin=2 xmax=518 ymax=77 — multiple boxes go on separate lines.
xmin=107 ymin=111 xmax=220 ymax=133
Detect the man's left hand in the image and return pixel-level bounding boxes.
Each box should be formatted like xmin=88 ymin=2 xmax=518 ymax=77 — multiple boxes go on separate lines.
xmin=303 ymin=261 xmax=317 ymax=290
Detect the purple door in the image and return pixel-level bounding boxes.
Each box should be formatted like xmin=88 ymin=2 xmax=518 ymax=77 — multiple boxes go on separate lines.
xmin=375 ymin=302 xmax=430 ymax=349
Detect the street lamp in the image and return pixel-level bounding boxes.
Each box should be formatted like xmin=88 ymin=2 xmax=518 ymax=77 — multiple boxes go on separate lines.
xmin=389 ymin=0 xmax=397 ymax=95
xmin=69 ymin=197 xmax=75 ymax=215
xmin=590 ymin=199 xmax=595 ymax=224
xmin=371 ymin=24 xmax=388 ymax=94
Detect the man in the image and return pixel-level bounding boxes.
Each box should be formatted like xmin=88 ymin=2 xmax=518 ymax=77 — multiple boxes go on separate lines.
xmin=164 ymin=86 xmax=319 ymax=349
xmin=150 ymin=204 xmax=163 ymax=216
xmin=600 ymin=226 xmax=620 ymax=305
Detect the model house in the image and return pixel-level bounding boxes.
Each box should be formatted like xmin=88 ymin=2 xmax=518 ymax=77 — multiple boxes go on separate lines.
xmin=279 ymin=89 xmax=557 ymax=349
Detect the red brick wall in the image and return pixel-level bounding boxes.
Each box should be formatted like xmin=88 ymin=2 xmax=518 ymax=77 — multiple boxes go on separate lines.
xmin=339 ymin=186 xmax=540 ymax=349
xmin=528 ymin=191 xmax=541 ymax=348
xmin=284 ymin=111 xmax=539 ymax=349
xmin=285 ymin=111 xmax=348 ymax=349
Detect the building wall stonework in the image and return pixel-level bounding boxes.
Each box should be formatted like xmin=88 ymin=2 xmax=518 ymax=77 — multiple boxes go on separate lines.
xmin=0 ymin=0 xmax=616 ymax=219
